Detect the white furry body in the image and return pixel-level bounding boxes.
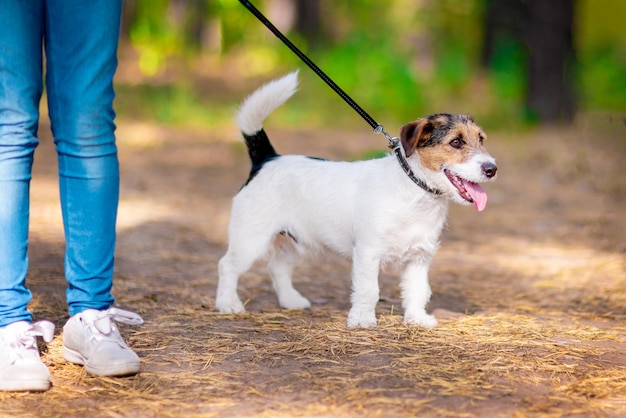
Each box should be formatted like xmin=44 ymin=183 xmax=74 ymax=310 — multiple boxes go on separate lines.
xmin=218 ymin=154 xmax=447 ymax=328
xmin=216 ymin=72 xmax=494 ymax=328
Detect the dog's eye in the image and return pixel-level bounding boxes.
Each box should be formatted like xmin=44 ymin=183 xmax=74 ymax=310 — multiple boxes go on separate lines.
xmin=479 ymin=133 xmax=485 ymax=144
xmin=449 ymin=137 xmax=464 ymax=149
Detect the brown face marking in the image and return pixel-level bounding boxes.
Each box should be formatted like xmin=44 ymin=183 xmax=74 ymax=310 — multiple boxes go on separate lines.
xmin=400 ymin=113 xmax=487 ymax=172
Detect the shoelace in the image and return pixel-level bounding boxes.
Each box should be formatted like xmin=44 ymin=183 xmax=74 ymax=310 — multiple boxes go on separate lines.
xmin=7 ymin=321 xmax=55 ymax=363
xmin=84 ymin=307 xmax=143 ymax=342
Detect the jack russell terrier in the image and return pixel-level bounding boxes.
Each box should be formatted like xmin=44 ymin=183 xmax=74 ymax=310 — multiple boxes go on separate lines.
xmin=216 ymin=72 xmax=497 ymax=328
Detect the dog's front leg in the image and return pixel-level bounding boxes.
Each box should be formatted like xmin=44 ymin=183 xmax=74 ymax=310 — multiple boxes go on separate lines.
xmin=400 ymin=257 xmax=438 ymax=328
xmin=347 ymin=249 xmax=381 ymax=328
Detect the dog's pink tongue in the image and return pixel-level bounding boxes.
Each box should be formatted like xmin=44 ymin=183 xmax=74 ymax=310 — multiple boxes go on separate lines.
xmin=463 ymin=180 xmax=488 ymax=211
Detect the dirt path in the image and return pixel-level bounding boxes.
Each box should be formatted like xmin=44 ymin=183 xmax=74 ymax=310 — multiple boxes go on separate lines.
xmin=1 ymin=114 xmax=625 ymax=417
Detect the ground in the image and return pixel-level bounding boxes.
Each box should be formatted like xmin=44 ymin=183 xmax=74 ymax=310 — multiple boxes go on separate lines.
xmin=1 ymin=97 xmax=625 ymax=417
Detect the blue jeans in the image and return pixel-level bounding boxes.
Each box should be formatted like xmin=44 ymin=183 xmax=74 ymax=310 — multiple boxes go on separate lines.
xmin=0 ymin=0 xmax=123 ymax=327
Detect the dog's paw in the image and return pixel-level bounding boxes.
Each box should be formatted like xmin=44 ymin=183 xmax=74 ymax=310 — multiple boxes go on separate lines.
xmin=215 ymin=297 xmax=246 ymax=314
xmin=279 ymin=292 xmax=311 ymax=310
xmin=404 ymin=312 xmax=438 ymax=328
xmin=347 ymin=309 xmax=377 ymax=328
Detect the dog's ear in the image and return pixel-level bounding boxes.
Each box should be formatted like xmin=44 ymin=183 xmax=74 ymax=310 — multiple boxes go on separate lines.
xmin=400 ymin=119 xmax=434 ymax=157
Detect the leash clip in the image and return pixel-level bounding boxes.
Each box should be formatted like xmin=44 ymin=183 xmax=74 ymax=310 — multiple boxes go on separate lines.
xmin=374 ymin=125 xmax=400 ymax=150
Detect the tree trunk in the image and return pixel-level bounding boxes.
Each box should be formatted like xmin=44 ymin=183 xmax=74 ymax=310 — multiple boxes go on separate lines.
xmin=294 ymin=0 xmax=322 ymax=48
xmin=481 ymin=0 xmax=577 ymax=123
xmin=525 ymin=0 xmax=576 ymax=122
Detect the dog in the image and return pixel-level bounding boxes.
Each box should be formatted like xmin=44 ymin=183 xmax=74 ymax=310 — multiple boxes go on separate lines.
xmin=216 ymin=72 xmax=497 ymax=328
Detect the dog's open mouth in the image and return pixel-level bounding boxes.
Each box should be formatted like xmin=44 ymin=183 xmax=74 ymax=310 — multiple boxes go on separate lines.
xmin=444 ymin=169 xmax=488 ymax=211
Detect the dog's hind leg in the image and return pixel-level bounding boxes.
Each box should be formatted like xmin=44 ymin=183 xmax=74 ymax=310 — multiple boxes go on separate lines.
xmin=216 ymin=253 xmax=248 ymax=313
xmin=216 ymin=232 xmax=273 ymax=313
xmin=268 ymin=236 xmax=310 ymax=310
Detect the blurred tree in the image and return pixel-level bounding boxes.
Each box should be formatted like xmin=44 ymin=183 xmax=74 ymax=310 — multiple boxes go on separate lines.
xmin=481 ymin=0 xmax=526 ymax=68
xmin=482 ymin=0 xmax=576 ymax=123
xmin=294 ymin=0 xmax=322 ymax=48
xmin=121 ymin=0 xmax=138 ymax=42
xmin=526 ymin=0 xmax=576 ymax=123
xmin=168 ymin=0 xmax=210 ymax=52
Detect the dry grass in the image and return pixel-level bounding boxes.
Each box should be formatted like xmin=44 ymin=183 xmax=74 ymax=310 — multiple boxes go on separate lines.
xmin=3 ymin=310 xmax=625 ymax=417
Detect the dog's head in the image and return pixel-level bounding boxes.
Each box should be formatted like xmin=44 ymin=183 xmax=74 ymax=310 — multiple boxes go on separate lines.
xmin=400 ymin=113 xmax=497 ymax=211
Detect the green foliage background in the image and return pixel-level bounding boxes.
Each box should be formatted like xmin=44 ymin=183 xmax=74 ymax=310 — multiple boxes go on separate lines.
xmin=116 ymin=0 xmax=626 ymax=131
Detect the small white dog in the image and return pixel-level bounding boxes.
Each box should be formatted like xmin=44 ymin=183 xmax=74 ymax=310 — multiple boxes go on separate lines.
xmin=216 ymin=72 xmax=497 ymax=328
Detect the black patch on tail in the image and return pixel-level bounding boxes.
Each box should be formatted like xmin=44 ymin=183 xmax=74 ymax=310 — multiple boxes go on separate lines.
xmin=243 ymin=129 xmax=279 ymax=186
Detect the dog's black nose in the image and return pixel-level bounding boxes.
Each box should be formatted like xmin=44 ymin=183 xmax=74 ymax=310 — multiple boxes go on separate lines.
xmin=482 ymin=162 xmax=497 ymax=178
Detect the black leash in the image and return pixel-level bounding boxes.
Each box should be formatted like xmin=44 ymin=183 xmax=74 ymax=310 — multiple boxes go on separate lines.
xmin=238 ymin=0 xmax=443 ymax=196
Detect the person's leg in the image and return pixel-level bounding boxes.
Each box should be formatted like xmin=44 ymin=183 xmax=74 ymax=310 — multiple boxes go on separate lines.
xmin=45 ymin=0 xmax=143 ymax=377
xmin=0 ymin=1 xmax=44 ymax=328
xmin=0 ymin=1 xmax=57 ymax=393
xmin=44 ymin=0 xmax=122 ymax=316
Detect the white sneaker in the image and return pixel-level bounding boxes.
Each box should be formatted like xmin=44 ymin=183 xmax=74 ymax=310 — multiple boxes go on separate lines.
xmin=63 ymin=307 xmax=143 ymax=377
xmin=0 ymin=320 xmax=55 ymax=392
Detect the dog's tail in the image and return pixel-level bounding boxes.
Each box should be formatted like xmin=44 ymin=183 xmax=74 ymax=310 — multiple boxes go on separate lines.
xmin=236 ymin=71 xmax=299 ymax=172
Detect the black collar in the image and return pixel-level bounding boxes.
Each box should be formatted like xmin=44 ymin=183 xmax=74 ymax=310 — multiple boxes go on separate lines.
xmin=390 ymin=141 xmax=443 ymax=196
